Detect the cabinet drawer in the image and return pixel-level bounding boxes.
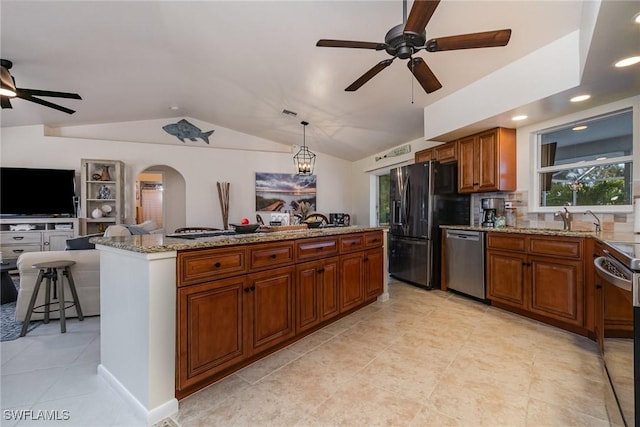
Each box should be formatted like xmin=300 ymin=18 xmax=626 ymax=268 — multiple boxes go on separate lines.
xmin=1 ymin=232 xmax=42 ymax=245
xmin=529 ymin=237 xmax=582 ymax=259
xmin=248 ymin=242 xmax=295 ymax=271
xmin=178 ymin=247 xmax=247 ymax=286
xmin=487 ymin=233 xmax=526 ymax=252
xmin=295 ymin=237 xmax=339 ymax=262
xmin=340 ymin=234 xmax=365 ymax=253
xmin=364 ymin=231 xmax=383 ymax=248
xmin=1 ymin=244 xmax=42 ymax=260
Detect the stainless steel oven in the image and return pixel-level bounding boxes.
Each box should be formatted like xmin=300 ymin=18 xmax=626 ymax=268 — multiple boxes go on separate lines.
xmin=594 ymin=242 xmax=639 ymax=427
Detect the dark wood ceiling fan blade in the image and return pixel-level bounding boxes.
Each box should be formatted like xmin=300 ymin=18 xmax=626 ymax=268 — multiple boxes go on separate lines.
xmin=407 ymin=57 xmax=442 ymax=94
xmin=18 ymin=94 xmax=76 ymax=114
xmin=426 ymin=29 xmax=512 ymax=52
xmin=316 ymin=39 xmax=387 ymax=50
xmin=345 ymin=59 xmax=394 ymax=92
xmin=404 ymin=0 xmax=440 ymax=35
xmin=17 ymin=88 xmax=82 ymax=99
xmin=1 ymin=96 xmax=12 ymax=109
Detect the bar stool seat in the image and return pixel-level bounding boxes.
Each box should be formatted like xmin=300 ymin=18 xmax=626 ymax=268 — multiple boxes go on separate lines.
xmin=20 ymin=260 xmax=84 ymax=337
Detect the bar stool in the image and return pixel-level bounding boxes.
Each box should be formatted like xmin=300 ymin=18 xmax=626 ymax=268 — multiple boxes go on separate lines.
xmin=20 ymin=260 xmax=84 ymax=337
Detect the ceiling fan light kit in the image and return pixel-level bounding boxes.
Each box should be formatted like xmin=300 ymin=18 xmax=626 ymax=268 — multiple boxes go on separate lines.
xmin=317 ymin=0 xmax=512 ymax=94
xmin=293 ymin=121 xmax=315 ymax=176
xmin=0 ymin=64 xmax=17 ymax=97
xmin=0 ymin=59 xmax=82 ymax=114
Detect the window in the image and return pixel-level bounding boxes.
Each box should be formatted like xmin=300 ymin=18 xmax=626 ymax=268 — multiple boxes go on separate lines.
xmin=377 ymin=174 xmax=390 ymax=226
xmin=536 ymin=108 xmax=633 ymax=209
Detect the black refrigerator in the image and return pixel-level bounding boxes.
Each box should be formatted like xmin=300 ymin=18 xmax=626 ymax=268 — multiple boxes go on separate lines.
xmin=388 ymin=161 xmax=470 ymax=289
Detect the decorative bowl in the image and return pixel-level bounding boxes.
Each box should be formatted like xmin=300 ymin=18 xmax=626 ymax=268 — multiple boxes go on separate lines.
xmin=305 ymin=220 xmax=323 ymax=228
xmin=230 ymin=223 xmax=260 ymax=234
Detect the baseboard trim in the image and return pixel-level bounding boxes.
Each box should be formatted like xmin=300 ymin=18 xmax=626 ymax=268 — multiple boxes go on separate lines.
xmin=98 ymin=364 xmax=179 ymax=426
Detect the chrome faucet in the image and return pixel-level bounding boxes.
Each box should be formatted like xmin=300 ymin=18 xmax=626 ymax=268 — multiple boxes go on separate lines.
xmin=554 ymin=207 xmax=572 ymax=231
xmin=584 ymin=210 xmax=601 ymax=233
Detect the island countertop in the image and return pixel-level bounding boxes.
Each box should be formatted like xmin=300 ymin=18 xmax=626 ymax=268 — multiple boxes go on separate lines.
xmin=91 ymin=225 xmax=385 ymax=253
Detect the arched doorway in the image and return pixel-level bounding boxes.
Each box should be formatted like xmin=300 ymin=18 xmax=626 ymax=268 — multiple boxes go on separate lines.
xmin=135 ymin=165 xmax=185 ymax=234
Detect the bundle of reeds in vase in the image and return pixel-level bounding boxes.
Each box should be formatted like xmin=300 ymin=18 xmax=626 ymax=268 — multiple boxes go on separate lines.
xmin=217 ymin=181 xmax=230 ymax=230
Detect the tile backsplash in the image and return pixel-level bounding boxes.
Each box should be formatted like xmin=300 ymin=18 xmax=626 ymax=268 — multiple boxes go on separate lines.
xmin=470 ymin=181 xmax=639 ymax=234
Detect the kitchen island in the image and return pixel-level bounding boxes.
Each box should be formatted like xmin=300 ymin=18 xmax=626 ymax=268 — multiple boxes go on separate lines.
xmin=92 ymin=226 xmax=386 ymax=425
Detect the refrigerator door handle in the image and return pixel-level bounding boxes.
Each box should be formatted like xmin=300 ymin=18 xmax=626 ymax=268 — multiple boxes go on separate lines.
xmin=401 ymin=175 xmax=410 ymax=227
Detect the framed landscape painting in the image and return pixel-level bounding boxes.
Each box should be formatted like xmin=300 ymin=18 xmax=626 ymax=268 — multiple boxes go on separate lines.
xmin=255 ymin=173 xmax=317 ymax=215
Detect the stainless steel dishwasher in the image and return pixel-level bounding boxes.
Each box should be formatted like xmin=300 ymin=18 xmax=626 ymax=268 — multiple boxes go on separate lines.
xmin=445 ymin=229 xmax=486 ymax=300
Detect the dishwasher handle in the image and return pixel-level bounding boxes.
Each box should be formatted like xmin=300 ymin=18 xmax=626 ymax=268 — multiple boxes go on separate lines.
xmin=446 ymin=230 xmax=481 ymax=242
xmin=594 ymin=256 xmax=632 ymax=293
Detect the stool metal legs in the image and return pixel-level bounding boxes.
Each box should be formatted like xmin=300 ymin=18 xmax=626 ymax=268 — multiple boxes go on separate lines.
xmin=20 ymin=266 xmax=84 ymax=337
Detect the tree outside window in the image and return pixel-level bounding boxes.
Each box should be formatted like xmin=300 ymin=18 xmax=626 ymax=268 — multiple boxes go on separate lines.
xmin=537 ymin=108 xmax=633 ymax=209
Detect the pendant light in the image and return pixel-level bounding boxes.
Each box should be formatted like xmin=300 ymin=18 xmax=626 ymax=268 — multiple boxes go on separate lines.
xmin=293 ymin=121 xmax=315 ymax=175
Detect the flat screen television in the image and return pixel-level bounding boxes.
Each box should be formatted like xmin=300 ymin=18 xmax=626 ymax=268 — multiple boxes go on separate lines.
xmin=1 ymin=167 xmax=76 ymax=217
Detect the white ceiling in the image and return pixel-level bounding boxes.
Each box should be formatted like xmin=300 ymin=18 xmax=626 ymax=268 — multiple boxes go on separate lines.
xmin=1 ymin=1 xmax=638 ymax=161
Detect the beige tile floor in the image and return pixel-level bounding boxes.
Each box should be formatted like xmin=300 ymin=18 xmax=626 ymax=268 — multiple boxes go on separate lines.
xmin=172 ymin=280 xmax=611 ymax=427
xmin=1 ymin=279 xmax=610 ymax=427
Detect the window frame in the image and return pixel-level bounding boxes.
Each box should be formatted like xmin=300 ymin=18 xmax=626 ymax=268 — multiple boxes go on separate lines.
xmin=528 ymin=100 xmax=638 ymax=214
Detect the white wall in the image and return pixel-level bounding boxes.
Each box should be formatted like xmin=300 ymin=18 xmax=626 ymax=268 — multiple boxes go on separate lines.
xmin=1 ymin=122 xmax=354 ymax=229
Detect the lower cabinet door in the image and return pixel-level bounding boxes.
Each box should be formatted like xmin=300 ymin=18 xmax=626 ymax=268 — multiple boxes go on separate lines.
xmin=364 ymin=247 xmax=384 ymax=300
xmin=486 ymin=250 xmax=526 ymax=308
xmin=247 ymin=266 xmax=295 ymax=354
xmin=177 ymin=276 xmax=249 ymax=391
xmin=340 ymin=252 xmax=365 ymax=312
xmin=296 ymin=261 xmax=321 ymax=333
xmin=319 ymin=257 xmax=340 ymax=321
xmin=529 ymin=256 xmax=584 ymax=326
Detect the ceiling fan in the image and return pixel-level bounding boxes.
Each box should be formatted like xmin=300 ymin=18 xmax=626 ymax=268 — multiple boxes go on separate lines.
xmin=0 ymin=59 xmax=82 ymax=114
xmin=317 ymin=0 xmax=512 ymax=94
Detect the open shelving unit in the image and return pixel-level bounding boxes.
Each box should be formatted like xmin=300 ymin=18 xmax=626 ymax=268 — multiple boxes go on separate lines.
xmin=80 ymin=159 xmax=124 ymax=235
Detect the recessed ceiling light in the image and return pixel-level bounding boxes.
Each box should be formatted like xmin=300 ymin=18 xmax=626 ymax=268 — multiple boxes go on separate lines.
xmin=512 ymin=115 xmax=528 ymax=121
xmin=572 ymin=125 xmax=588 ymax=131
xmin=615 ymin=56 xmax=640 ymax=68
xmin=634 ymin=12 xmax=640 ymax=24
xmin=570 ymin=94 xmax=591 ymax=103
xmin=169 ymin=106 xmax=179 ymax=111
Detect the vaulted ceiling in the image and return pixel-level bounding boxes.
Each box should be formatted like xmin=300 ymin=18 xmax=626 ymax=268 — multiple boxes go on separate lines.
xmin=1 ymin=1 xmax=638 ymax=161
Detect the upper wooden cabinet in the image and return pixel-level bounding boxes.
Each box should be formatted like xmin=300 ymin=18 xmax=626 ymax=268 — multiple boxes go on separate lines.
xmin=414 ymin=141 xmax=457 ymax=164
xmin=457 ymin=127 xmax=516 ymax=193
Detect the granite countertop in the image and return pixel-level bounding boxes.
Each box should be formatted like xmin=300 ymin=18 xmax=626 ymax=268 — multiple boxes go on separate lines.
xmin=440 ymin=225 xmax=640 ymax=244
xmin=91 ymin=226 xmax=384 ymax=254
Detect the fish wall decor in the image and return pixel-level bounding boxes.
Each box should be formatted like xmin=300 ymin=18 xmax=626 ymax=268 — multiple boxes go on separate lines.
xmin=162 ymin=119 xmax=214 ymax=144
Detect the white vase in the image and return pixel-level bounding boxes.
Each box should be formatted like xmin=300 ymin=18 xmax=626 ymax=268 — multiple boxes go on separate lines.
xmin=91 ymin=208 xmax=103 ymax=219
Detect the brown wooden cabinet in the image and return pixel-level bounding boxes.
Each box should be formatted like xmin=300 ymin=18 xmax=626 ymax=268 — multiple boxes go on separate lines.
xmin=247 ymin=266 xmax=295 ymax=353
xmin=457 ymin=127 xmax=516 ymax=193
xmin=295 ymin=256 xmax=340 ymax=333
xmin=486 ymin=232 xmax=586 ymax=331
xmin=177 ymin=276 xmax=249 ymax=391
xmin=176 ymin=229 xmax=384 ymax=398
xmin=340 ymin=252 xmax=365 ymax=312
xmin=364 ymin=247 xmax=384 ymax=300
xmin=414 ymin=141 xmax=457 ymax=164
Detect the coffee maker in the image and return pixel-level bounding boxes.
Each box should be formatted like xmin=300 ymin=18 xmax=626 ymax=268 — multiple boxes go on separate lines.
xmin=481 ymin=198 xmax=505 ymax=227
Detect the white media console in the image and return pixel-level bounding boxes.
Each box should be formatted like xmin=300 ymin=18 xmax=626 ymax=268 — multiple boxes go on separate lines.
xmin=0 ymin=217 xmax=79 ymax=260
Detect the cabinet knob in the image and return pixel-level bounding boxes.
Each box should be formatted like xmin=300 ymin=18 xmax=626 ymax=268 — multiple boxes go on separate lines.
xmin=317 ymin=268 xmax=325 ymax=273
xmin=244 ymin=287 xmax=251 ymax=293
xmin=43 ymin=242 xmax=50 ymax=246
xmin=12 ymin=236 xmax=24 ymax=240
xmin=270 ymin=254 xmax=277 ymax=259
xmin=596 ymin=284 xmax=603 ymax=289
xmin=213 ymin=262 xmax=221 ymax=268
